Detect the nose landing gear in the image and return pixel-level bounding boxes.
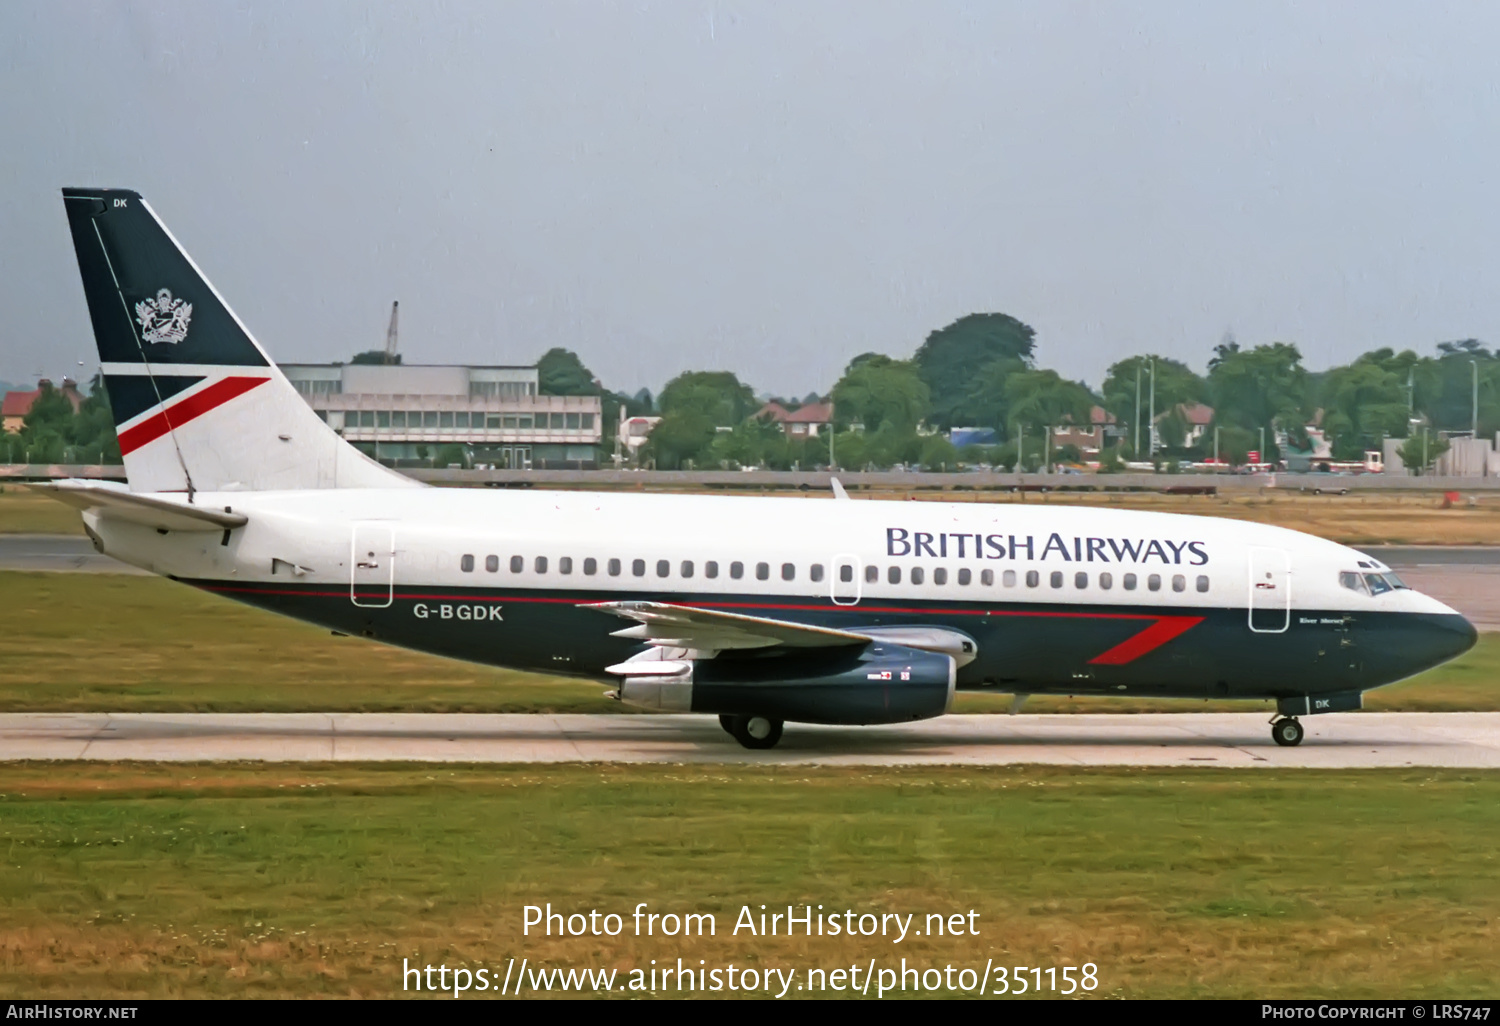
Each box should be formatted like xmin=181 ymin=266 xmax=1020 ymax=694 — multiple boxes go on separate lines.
xmin=723 ymin=714 xmax=784 ymax=750
xmin=1271 ymin=716 xmax=1304 ymax=747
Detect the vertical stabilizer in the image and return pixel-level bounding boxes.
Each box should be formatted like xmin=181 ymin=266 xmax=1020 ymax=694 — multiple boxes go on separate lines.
xmin=60 ymin=188 xmax=417 ymax=493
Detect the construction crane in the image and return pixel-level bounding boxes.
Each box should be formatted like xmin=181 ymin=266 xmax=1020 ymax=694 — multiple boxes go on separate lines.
xmin=383 ymin=301 xmax=399 ymax=365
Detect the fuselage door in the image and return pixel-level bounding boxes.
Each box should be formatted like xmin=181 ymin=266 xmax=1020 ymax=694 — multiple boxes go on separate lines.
xmin=1247 ymin=546 xmax=1290 ymax=633
xmin=351 ymin=521 xmax=395 ymax=608
xmin=831 ymin=553 xmax=861 ymax=606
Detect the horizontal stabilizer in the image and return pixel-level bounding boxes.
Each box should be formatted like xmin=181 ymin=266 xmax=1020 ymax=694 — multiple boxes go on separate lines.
xmin=30 ymin=481 xmax=247 ymax=532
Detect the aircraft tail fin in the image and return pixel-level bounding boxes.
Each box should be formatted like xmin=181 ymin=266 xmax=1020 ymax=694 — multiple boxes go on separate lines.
xmin=60 ymin=187 xmax=416 ymax=494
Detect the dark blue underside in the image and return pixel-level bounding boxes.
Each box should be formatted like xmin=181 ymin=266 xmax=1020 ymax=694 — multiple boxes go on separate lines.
xmin=181 ymin=578 xmax=1477 ymax=702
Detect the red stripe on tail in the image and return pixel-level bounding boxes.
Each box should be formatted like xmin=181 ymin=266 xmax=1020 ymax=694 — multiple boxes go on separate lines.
xmin=117 ymin=376 xmax=270 ymax=455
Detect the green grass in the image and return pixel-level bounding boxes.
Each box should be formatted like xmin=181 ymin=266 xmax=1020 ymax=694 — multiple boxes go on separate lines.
xmin=1 ymin=570 xmax=1496 ymax=713
xmin=0 ymin=762 xmax=1494 ymax=997
xmin=0 ymin=487 xmax=85 ymax=534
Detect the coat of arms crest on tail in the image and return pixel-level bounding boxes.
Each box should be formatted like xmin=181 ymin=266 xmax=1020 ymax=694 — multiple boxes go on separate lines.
xmin=134 ymin=288 xmax=193 ymax=345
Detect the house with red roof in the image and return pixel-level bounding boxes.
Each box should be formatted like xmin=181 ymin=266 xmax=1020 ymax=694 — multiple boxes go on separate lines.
xmin=1 ymin=378 xmax=83 ymax=434
xmin=755 ymin=400 xmax=835 ymax=439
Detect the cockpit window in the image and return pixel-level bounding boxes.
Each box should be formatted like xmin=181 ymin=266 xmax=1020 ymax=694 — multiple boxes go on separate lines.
xmin=1363 ymin=573 xmax=1393 ymax=596
xmin=1383 ymin=572 xmax=1407 ymax=590
xmin=1338 ymin=571 xmax=1368 ymax=594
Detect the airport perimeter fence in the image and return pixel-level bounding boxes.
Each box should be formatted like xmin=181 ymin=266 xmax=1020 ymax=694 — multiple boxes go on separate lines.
xmin=3 ymin=464 xmax=1499 ymax=494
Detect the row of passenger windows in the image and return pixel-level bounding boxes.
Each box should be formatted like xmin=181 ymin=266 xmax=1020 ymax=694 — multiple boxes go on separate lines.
xmin=340 ymin=411 xmax=595 ymax=430
xmin=457 ymin=553 xmax=1210 ymax=592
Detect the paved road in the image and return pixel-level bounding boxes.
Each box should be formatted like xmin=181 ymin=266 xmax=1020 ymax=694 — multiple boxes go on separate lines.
xmin=2 ymin=712 xmax=1498 ymax=767
xmin=1367 ymin=546 xmax=1500 ymax=566
xmin=0 ymin=534 xmax=146 ymax=574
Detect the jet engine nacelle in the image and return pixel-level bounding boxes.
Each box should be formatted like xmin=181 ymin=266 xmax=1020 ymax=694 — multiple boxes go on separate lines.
xmin=612 ymin=641 xmax=956 ymax=725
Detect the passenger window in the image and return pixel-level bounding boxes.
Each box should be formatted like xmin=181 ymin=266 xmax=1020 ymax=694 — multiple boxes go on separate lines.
xmin=957 ymin=568 xmax=971 ymax=586
xmin=840 ymin=564 xmax=854 ymax=583
xmin=1364 ymin=573 xmax=1392 ymax=595
xmin=933 ymin=568 xmax=947 ymax=585
xmin=1196 ymin=575 xmax=1209 ymax=593
xmin=1001 ymin=569 xmax=1014 ymax=587
xmin=681 ymin=560 xmax=694 ymax=578
xmin=756 ymin=562 xmax=770 ymax=581
xmin=632 ymin=559 xmax=646 ymax=577
xmin=888 ymin=566 xmax=902 ymax=585
xmin=705 ymin=561 xmax=719 ymax=579
xmin=584 ymin=557 xmax=597 ymax=575
xmin=911 ymin=567 xmax=925 ymax=585
xmin=781 ymin=563 xmax=795 ymax=581
xmin=510 ymin=555 xmax=524 ymax=573
xmin=810 ymin=564 xmax=825 ymax=583
xmin=1148 ymin=574 xmax=1161 ymax=592
xmin=865 ymin=565 xmax=879 ymax=583
xmin=730 ymin=562 xmax=744 ymax=579
xmin=1026 ymin=570 xmax=1040 ymax=588
xmin=461 ymin=554 xmax=475 ymax=572
xmin=607 ymin=558 xmax=621 ymax=576
xmin=1172 ymin=574 xmax=1185 ymax=592
xmin=1099 ymin=572 xmax=1113 ymax=590
xmin=1123 ymin=573 xmax=1137 ymax=590
xmin=559 ymin=557 xmax=573 ymax=575
xmin=535 ymin=556 xmax=548 ymax=574
xmin=1050 ymin=571 xmax=1063 ymax=589
xmin=485 ymin=555 xmax=499 ymax=573
xmin=1074 ymin=572 xmax=1087 ymax=589
xmin=983 ymin=569 xmax=997 ymax=586
xmin=656 ymin=560 xmax=670 ymax=578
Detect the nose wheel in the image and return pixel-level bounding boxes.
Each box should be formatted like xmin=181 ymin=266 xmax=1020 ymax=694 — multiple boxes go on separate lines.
xmin=726 ymin=714 xmax=784 ymax=750
xmin=1271 ymin=717 xmax=1304 ymax=747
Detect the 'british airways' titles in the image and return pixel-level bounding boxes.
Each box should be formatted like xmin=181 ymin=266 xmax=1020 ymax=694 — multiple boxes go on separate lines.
xmin=886 ymin=528 xmax=1209 ymax=565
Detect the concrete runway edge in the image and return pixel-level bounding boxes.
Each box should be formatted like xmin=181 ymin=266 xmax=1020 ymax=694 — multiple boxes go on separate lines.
xmin=3 ymin=712 xmax=1499 ymax=768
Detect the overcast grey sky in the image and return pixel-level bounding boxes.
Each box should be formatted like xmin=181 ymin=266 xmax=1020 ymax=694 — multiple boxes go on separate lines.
xmin=2 ymin=1 xmax=1497 ymax=397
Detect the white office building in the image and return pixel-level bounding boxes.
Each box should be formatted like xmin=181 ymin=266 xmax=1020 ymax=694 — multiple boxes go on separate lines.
xmin=281 ymin=363 xmax=602 ymax=468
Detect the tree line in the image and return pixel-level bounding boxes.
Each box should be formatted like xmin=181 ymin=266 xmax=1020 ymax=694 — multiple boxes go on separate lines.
xmin=5 ymin=316 xmax=1495 ymax=471
xmin=541 ymin=313 xmax=1497 ymax=472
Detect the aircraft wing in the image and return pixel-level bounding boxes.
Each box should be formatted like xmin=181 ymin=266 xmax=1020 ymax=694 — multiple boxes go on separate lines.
xmin=30 ymin=481 xmax=247 ymax=532
xmin=583 ymin=600 xmax=870 ymax=652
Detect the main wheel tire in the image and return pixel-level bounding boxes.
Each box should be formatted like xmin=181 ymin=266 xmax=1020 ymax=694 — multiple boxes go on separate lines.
xmin=1272 ymin=717 xmax=1304 ymax=747
xmin=719 ymin=714 xmax=735 ymax=736
xmin=729 ymin=714 xmax=784 ymax=750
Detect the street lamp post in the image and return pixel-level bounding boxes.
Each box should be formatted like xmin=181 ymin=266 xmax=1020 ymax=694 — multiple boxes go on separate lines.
xmin=1148 ymin=357 xmax=1156 ymax=458
xmin=1473 ymin=359 xmax=1480 ymax=440
xmin=1133 ymin=364 xmax=1141 ymax=457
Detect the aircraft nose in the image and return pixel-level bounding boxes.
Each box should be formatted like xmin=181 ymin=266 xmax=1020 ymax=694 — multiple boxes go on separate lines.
xmin=1444 ymin=613 xmax=1480 ymax=659
xmin=1355 ymin=611 xmax=1476 ymax=685
xmin=1412 ymin=612 xmax=1477 ymax=667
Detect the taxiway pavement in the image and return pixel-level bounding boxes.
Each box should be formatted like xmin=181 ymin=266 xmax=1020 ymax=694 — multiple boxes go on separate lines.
xmin=2 ymin=712 xmax=1498 ymax=767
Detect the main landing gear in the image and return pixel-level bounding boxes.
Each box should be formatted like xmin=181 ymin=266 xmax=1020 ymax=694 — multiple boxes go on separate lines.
xmin=1271 ymin=716 xmax=1305 ymax=747
xmin=720 ymin=714 xmax=785 ymax=750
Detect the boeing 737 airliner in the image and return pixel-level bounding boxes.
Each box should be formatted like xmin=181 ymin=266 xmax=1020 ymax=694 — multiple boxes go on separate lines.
xmin=42 ymin=188 xmax=1477 ymax=749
